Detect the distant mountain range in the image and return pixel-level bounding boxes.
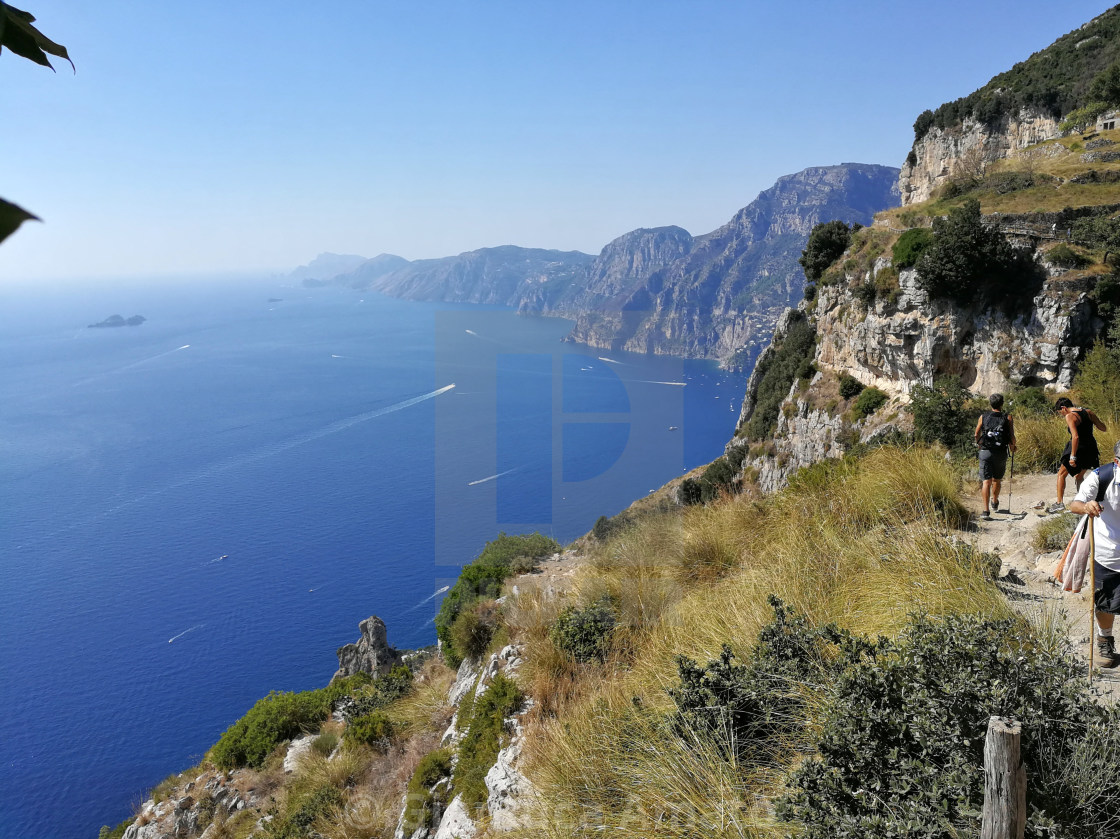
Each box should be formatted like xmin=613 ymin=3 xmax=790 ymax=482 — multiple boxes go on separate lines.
xmin=289 ymin=163 xmax=900 ymax=365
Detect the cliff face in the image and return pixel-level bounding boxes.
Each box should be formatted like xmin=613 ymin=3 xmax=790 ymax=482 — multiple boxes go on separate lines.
xmin=554 ymin=164 xmax=900 ymax=363
xmin=899 ymin=109 xmax=1063 ymax=205
xmin=732 ymin=234 xmax=1102 ymax=492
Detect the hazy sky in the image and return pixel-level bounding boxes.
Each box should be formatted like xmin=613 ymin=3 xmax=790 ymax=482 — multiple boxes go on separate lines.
xmin=0 ymin=1 xmax=1114 ymax=283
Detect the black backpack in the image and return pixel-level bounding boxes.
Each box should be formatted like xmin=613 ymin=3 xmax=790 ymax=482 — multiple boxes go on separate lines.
xmin=980 ymin=411 xmax=1009 ymax=450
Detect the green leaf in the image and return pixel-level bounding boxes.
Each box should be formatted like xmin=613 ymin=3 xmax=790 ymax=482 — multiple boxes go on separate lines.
xmin=0 ymin=196 xmax=40 ymax=245
xmin=0 ymin=3 xmax=73 ymax=71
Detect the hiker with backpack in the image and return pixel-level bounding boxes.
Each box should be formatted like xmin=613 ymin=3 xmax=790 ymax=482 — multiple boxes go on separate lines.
xmin=1069 ymin=440 xmax=1120 ymax=668
xmin=1051 ymin=397 xmax=1108 ymax=514
xmin=974 ymin=393 xmax=1016 ymax=520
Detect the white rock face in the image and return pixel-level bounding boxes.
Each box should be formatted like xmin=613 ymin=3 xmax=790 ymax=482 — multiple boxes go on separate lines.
xmin=814 ymin=267 xmax=1097 ymax=397
xmin=433 ymin=795 xmax=477 ymax=839
xmin=484 ymin=708 xmax=538 ymax=832
xmin=899 ymin=109 xmax=1062 ymax=205
xmin=734 ymin=236 xmax=1101 ymax=492
xmin=447 ymin=656 xmax=480 ymax=706
xmin=283 ymin=733 xmax=317 ymax=773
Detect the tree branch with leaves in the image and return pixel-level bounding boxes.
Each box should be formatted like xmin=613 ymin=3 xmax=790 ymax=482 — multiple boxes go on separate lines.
xmin=0 ymin=1 xmax=71 ymax=245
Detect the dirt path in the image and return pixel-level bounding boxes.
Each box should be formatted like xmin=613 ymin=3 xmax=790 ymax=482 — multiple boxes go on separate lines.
xmin=967 ymin=471 xmax=1119 ymax=702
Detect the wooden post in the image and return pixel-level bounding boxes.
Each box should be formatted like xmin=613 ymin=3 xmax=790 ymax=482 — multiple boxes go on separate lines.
xmin=981 ymin=716 xmax=1026 ymax=839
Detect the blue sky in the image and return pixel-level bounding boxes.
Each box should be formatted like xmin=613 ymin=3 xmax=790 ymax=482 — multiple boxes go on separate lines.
xmin=0 ymin=0 xmax=1114 ymax=283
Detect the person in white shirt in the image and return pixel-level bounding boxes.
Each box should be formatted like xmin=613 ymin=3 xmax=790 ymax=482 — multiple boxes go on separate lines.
xmin=1069 ymin=439 xmax=1120 ymax=668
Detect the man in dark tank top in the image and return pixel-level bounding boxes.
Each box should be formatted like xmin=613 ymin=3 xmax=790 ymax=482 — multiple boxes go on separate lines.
xmin=1051 ymin=397 xmax=1108 ymax=513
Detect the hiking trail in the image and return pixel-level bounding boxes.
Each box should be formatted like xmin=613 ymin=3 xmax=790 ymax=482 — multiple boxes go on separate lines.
xmin=970 ymin=471 xmax=1120 ymax=702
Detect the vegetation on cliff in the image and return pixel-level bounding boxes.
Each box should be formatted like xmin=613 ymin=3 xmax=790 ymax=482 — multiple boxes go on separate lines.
xmin=435 ymin=532 xmax=560 ymax=667
xmin=912 ymin=6 xmax=1120 ymax=142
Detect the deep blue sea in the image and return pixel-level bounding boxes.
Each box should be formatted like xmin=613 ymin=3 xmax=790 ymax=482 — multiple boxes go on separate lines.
xmin=0 ymin=277 xmax=748 ymax=839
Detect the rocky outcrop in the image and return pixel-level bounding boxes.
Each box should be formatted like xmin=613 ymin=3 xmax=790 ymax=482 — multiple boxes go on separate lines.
xmin=122 ymin=767 xmax=262 ymax=839
xmin=899 ymin=109 xmax=1063 ymax=205
xmin=734 ymin=232 xmax=1103 ymax=492
xmin=813 ymin=261 xmax=1098 ymax=397
xmin=332 ymin=616 xmax=404 ymax=683
xmin=396 ymin=644 xmax=534 ymax=839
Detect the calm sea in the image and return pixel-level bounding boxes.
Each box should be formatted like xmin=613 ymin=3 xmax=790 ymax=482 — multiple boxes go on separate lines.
xmin=0 ymin=277 xmax=748 ymax=838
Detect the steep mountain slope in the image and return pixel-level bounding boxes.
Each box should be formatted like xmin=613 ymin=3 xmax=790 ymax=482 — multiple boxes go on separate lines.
xmin=331 ymin=163 xmax=899 ymax=365
xmin=555 ymin=163 xmax=899 ymax=362
xmin=902 ymin=6 xmax=1120 ymax=203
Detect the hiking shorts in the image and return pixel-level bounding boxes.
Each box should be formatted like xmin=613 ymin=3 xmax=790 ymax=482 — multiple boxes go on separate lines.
xmin=1095 ymin=563 xmax=1120 ymax=614
xmin=979 ymin=448 xmax=1008 ymax=481
xmin=1061 ymin=444 xmax=1099 ymax=476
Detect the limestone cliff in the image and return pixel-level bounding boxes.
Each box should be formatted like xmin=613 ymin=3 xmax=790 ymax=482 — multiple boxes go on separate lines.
xmin=899 ymin=7 xmax=1120 ymax=204
xmin=732 ymin=220 xmax=1104 ymax=493
xmin=899 ymin=109 xmax=1063 ymax=205
xmin=555 ymin=164 xmax=900 ymax=365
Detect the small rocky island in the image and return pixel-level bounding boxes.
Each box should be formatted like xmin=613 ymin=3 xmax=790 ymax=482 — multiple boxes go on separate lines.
xmin=88 ymin=314 xmax=146 ymax=329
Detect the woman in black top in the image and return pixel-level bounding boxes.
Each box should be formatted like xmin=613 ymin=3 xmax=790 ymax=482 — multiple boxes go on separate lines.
xmin=1053 ymin=396 xmax=1108 ymax=511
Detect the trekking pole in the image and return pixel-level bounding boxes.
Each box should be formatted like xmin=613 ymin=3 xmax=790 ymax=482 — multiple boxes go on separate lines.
xmin=1008 ymin=451 xmax=1014 ymax=514
xmin=1085 ymin=513 xmax=1097 ymax=684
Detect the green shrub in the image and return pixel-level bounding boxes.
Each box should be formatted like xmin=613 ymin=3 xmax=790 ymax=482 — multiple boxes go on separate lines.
xmin=699 ymin=455 xmax=737 ymax=503
xmin=1093 ymin=272 xmax=1120 ymax=334
xmin=678 ymin=477 xmax=703 ymax=505
xmin=1007 ymin=385 xmax=1051 ymax=417
xmin=1073 ymin=215 xmax=1120 ymax=263
xmin=668 ymin=597 xmax=824 ymax=769
xmin=311 ymin=730 xmax=339 ymax=757
xmin=436 ymin=532 xmax=560 ymax=666
xmin=210 ymin=690 xmax=332 ymax=769
xmin=800 ymin=220 xmax=857 ymax=282
xmin=344 ymin=664 xmax=414 ymax=719
xmin=1033 ymin=513 xmax=1078 ymax=552
xmin=401 ymin=748 xmax=454 ymax=833
xmin=593 ymin=512 xmax=631 ymax=541
xmin=343 ymin=711 xmax=393 ymax=751
xmin=454 ymin=673 xmax=524 ymax=806
xmin=909 ymin=376 xmax=977 ymax=453
xmin=838 ymin=373 xmax=865 ymax=400
xmin=1076 ymin=340 xmax=1120 ymax=418
xmin=97 ymin=819 xmax=132 ymax=839
xmin=891 ymin=227 xmax=934 ymax=269
xmin=550 ymin=598 xmax=617 ymax=663
xmin=262 ymin=783 xmax=343 ymax=839
xmin=745 ymin=313 xmax=817 ymax=441
xmin=777 ymin=613 xmax=1104 ymax=838
xmin=851 ymin=387 xmax=888 ymax=420
xmin=852 ymin=281 xmax=876 ymax=307
xmin=1047 ymin=243 xmax=1090 ymax=268
xmin=1060 ymin=101 xmax=1112 ymax=134
xmin=916 ymin=199 xmax=1041 ymax=313
xmin=449 ymin=599 xmax=502 ymax=661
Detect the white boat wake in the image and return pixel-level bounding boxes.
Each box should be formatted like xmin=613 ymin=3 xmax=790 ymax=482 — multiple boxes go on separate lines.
xmin=637 ymin=380 xmax=687 ymax=387
xmin=467 ymin=468 xmax=518 ymax=486
xmin=39 ymin=385 xmax=457 ymax=542
xmin=169 ymin=624 xmax=204 ymax=644
xmin=75 ymin=344 xmax=191 ymax=386
xmin=597 ymin=356 xmax=624 ymax=365
xmin=406 ymin=585 xmax=451 ymax=611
